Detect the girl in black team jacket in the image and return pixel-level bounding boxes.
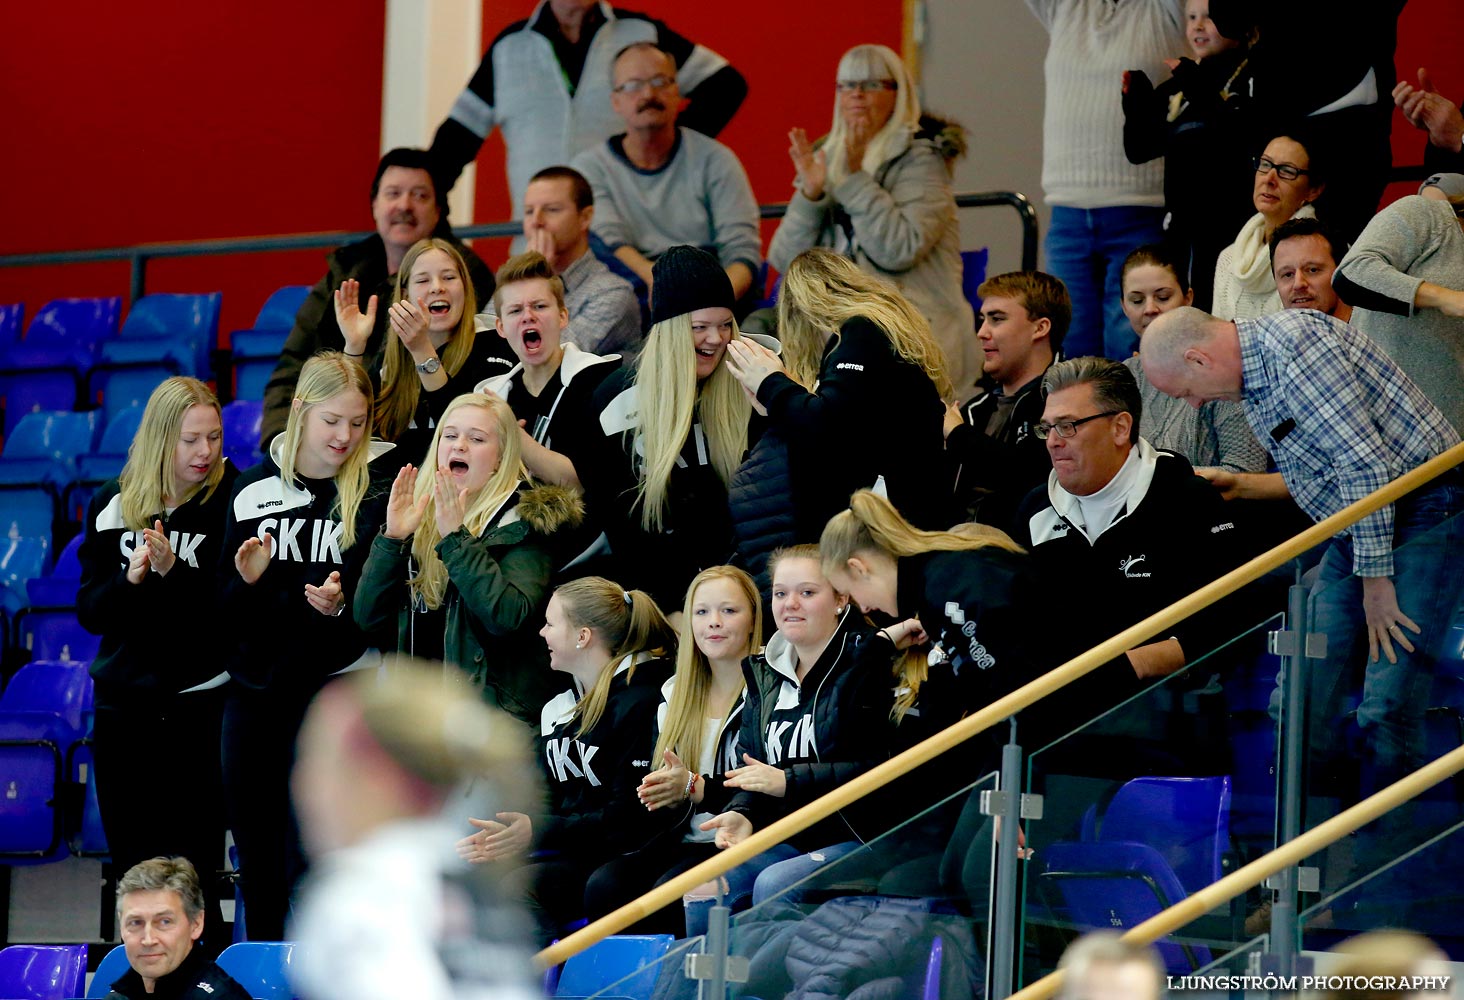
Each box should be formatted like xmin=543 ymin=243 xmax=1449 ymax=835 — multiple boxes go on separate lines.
xmin=700 ymin=546 xmax=923 ymax=906
xmin=354 ymin=392 xmax=581 ymax=722
xmin=456 ymin=576 xmax=678 ymax=943
xmin=580 ymin=566 xmax=767 ymax=932
xmin=77 ymin=376 xmax=237 ymax=954
xmin=723 ymin=247 xmax=953 ymax=538
xmin=218 ymin=352 xmax=395 ymax=942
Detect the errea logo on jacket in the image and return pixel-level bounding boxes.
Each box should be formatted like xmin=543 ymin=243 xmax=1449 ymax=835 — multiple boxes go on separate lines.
xmin=835 ymin=362 xmax=865 ymax=372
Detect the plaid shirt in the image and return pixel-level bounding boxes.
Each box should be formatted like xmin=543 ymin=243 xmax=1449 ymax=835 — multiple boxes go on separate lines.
xmin=1237 ymin=310 xmax=1460 ymax=577
xmin=560 ymin=249 xmax=643 ymax=359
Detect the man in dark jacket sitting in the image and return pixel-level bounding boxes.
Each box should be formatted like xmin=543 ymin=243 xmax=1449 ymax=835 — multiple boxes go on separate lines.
xmin=945 ymin=270 xmax=1067 ymax=534
xmin=258 ymin=147 xmax=509 ymax=447
xmin=1016 ymin=356 xmax=1242 ymax=681
xmin=106 ymin=857 xmax=250 ymax=1000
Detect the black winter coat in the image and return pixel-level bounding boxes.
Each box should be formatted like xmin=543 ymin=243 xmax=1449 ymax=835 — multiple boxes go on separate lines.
xmin=77 ymin=465 xmax=240 ymax=708
xmin=947 ymin=372 xmax=1052 ymax=535
xmin=756 ymin=316 xmax=951 ymax=539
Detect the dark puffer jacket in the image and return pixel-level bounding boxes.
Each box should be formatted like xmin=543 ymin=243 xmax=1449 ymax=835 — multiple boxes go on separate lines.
xmin=354 ymin=481 xmax=583 ymax=722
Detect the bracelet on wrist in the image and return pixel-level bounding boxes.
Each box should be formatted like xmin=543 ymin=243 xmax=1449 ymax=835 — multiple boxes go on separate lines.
xmin=343 ymin=350 xmax=365 ymax=358
xmin=685 ymin=773 xmax=699 ymax=799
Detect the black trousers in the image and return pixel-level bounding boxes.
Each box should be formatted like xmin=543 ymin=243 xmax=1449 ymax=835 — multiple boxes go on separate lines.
xmin=221 ymin=685 xmax=314 ymax=942
xmin=92 ymin=687 xmax=229 ymax=956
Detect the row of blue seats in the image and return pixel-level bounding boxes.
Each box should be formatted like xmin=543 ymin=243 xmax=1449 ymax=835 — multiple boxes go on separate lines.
xmin=0 ymin=287 xmax=306 ymax=438
xmin=0 ymin=934 xmax=699 ymax=1000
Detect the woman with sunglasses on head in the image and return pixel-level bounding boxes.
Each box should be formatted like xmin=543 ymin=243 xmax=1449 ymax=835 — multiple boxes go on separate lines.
xmin=767 ymin=43 xmax=977 ymax=397
xmin=353 ymin=393 xmax=583 ymax=723
xmin=337 ymin=237 xmax=515 ymax=459
xmin=1212 ymin=133 xmax=1326 ymax=320
xmin=218 ymin=351 xmax=397 ymax=941
xmin=77 ymin=376 xmax=237 ymax=954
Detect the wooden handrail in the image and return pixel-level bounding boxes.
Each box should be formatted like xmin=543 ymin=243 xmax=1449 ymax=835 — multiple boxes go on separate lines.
xmin=1010 ymin=742 xmax=1464 ymax=1000
xmin=534 ymin=440 xmax=1464 ymax=968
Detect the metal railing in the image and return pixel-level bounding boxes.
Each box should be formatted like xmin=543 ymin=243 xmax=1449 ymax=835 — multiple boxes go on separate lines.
xmin=534 ymin=440 xmax=1464 ymax=984
xmin=0 ymin=192 xmax=1038 ymax=302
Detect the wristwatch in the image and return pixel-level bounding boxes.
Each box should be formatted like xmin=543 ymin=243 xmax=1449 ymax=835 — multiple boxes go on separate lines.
xmin=415 ymin=356 xmax=441 ymax=375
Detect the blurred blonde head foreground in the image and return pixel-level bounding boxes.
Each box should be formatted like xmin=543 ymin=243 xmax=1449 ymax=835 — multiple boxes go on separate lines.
xmin=1316 ymin=930 xmax=1452 ymax=1000
xmin=292 ymin=657 xmax=540 ymax=857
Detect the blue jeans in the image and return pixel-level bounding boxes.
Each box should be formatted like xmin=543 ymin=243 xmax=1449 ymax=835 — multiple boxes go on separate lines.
xmin=1044 ymin=205 xmax=1166 ymax=359
xmin=1292 ymin=483 xmax=1464 ymax=792
xmin=749 ymin=840 xmax=863 ymax=906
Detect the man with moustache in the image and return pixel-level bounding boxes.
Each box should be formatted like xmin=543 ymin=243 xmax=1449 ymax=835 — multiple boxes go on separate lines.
xmin=260 ymin=148 xmax=505 ymax=445
xmin=571 ymin=43 xmax=761 ymax=303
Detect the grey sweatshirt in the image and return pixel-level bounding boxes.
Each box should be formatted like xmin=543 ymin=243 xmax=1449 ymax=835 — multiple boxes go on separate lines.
xmin=1335 ymin=195 xmax=1464 ymax=433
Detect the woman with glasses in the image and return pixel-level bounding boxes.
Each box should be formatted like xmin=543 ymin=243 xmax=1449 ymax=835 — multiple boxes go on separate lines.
xmin=1212 ymin=134 xmax=1326 ymax=320
xmin=766 ymin=43 xmax=978 ymax=398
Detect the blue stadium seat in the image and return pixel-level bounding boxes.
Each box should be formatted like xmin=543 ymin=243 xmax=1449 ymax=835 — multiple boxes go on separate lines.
xmin=0 ymin=298 xmax=122 ymax=434
xmin=1093 ymin=776 xmax=1232 ymax=896
xmin=67 ymin=405 xmax=145 ymax=520
xmin=961 ymin=248 xmax=990 ymax=324
xmin=95 ymin=370 xmax=167 ymax=426
xmin=0 ymin=943 xmax=88 ymax=1000
xmin=0 ymin=660 xmax=93 ymax=861
xmin=1 ymin=535 xmax=51 ymax=618
xmin=214 ymin=942 xmax=297 ymax=1000
xmin=222 ymin=399 xmax=264 ymax=471
xmin=85 ymin=945 xmax=131 ymax=999
xmin=554 ymin=934 xmax=673 ymax=1000
xmin=230 ymin=286 xmax=309 ymax=402
xmin=94 ymin=292 xmax=223 ymax=381
xmin=25 ymin=534 xmax=83 ymax=609
xmin=0 ymin=303 xmax=23 ymax=353
xmin=22 ymin=613 xmax=99 ymax=664
xmin=0 ymin=411 xmax=101 ymax=492
xmin=65 ymin=733 xmax=107 ymax=859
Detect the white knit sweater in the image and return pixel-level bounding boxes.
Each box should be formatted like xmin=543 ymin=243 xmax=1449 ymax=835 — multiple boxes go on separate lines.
xmin=1026 ymin=0 xmax=1185 ymax=208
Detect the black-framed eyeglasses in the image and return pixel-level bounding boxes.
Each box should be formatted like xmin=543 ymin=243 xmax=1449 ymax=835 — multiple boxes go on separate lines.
xmin=613 ymin=74 xmax=674 ymax=95
xmin=1034 ymin=411 xmax=1121 ymax=440
xmin=836 ymin=79 xmax=898 ymax=94
xmin=1253 ymin=156 xmax=1309 ymax=182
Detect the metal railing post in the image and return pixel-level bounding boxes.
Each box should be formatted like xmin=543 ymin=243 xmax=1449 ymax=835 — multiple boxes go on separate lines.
xmin=1264 ymin=560 xmax=1321 ymax=978
xmin=129 ymin=253 xmax=146 ymax=303
xmin=990 ymin=717 xmax=1023 ymax=1000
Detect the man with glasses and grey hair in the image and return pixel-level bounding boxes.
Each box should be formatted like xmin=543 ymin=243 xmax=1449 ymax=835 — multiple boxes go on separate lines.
xmin=571 ymin=42 xmax=761 ymax=304
xmin=1016 ymin=356 xmax=1243 ymax=685
xmin=105 ymin=857 xmax=250 ymax=1000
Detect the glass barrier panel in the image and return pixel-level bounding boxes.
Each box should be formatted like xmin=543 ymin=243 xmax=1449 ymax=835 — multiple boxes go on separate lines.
xmin=1279 ymin=504 xmax=1464 ymax=955
xmin=716 ymin=770 xmax=1000 ymax=1000
xmin=1017 ymin=610 xmax=1287 ymax=989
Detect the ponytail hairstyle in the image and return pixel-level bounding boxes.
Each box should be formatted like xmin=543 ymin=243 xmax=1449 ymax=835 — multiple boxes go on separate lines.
xmin=819 ymin=490 xmax=1025 ymax=721
xmin=118 ymin=376 xmax=224 ymax=531
xmin=652 ymin=566 xmax=762 ymax=774
xmin=280 ymin=352 xmax=375 ymax=549
xmin=555 ymin=577 xmax=677 ymax=738
xmin=632 ymin=311 xmax=751 ymax=531
xmin=375 ymin=238 xmax=479 ymax=442
xmin=409 ymin=394 xmax=529 ymax=609
xmin=777 ymin=248 xmax=953 ymax=399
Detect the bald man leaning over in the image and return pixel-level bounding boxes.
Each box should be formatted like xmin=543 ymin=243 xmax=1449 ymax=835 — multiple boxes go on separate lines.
xmin=1140 ymin=306 xmax=1463 ymax=801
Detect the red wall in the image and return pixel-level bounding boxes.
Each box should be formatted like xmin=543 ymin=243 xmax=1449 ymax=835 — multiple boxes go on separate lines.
xmin=1382 ymin=0 xmax=1464 ymax=207
xmin=468 ymin=1 xmax=904 ymax=262
xmin=0 ymin=2 xmax=387 ymax=341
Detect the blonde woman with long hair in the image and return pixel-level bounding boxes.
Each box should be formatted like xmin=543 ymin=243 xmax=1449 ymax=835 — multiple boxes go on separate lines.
xmin=583 ymin=245 xmax=777 ymax=609
xmin=456 ymin=576 xmax=678 ymax=943
xmin=725 ymin=247 xmax=955 ymax=538
xmin=76 ymin=375 xmax=236 ymax=953
xmin=766 ymin=43 xmax=978 ymax=394
xmin=219 ymin=350 xmax=398 ymax=942
xmin=341 ymin=237 xmax=513 ymax=457
xmin=355 ymin=392 xmax=582 ymax=722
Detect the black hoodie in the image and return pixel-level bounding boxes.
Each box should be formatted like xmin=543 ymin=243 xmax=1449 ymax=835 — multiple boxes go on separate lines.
xmin=535 ymin=653 xmax=679 ymax=865
xmin=77 ymin=464 xmax=240 ymax=709
xmin=218 ymin=436 xmax=396 ymax=692
xmin=726 ymin=610 xmax=899 ymax=848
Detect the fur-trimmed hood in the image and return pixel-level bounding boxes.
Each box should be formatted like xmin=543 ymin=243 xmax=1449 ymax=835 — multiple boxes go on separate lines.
xmin=916 ymin=112 xmax=967 ymax=164
xmin=514 ymin=480 xmax=585 ymax=535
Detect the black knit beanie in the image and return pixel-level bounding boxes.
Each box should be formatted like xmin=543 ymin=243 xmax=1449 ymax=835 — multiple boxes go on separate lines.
xmin=649 ymin=245 xmax=735 ymax=325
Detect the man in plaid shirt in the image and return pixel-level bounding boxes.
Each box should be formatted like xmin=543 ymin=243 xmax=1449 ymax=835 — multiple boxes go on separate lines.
xmin=1140 ymin=306 xmax=1463 ymax=797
